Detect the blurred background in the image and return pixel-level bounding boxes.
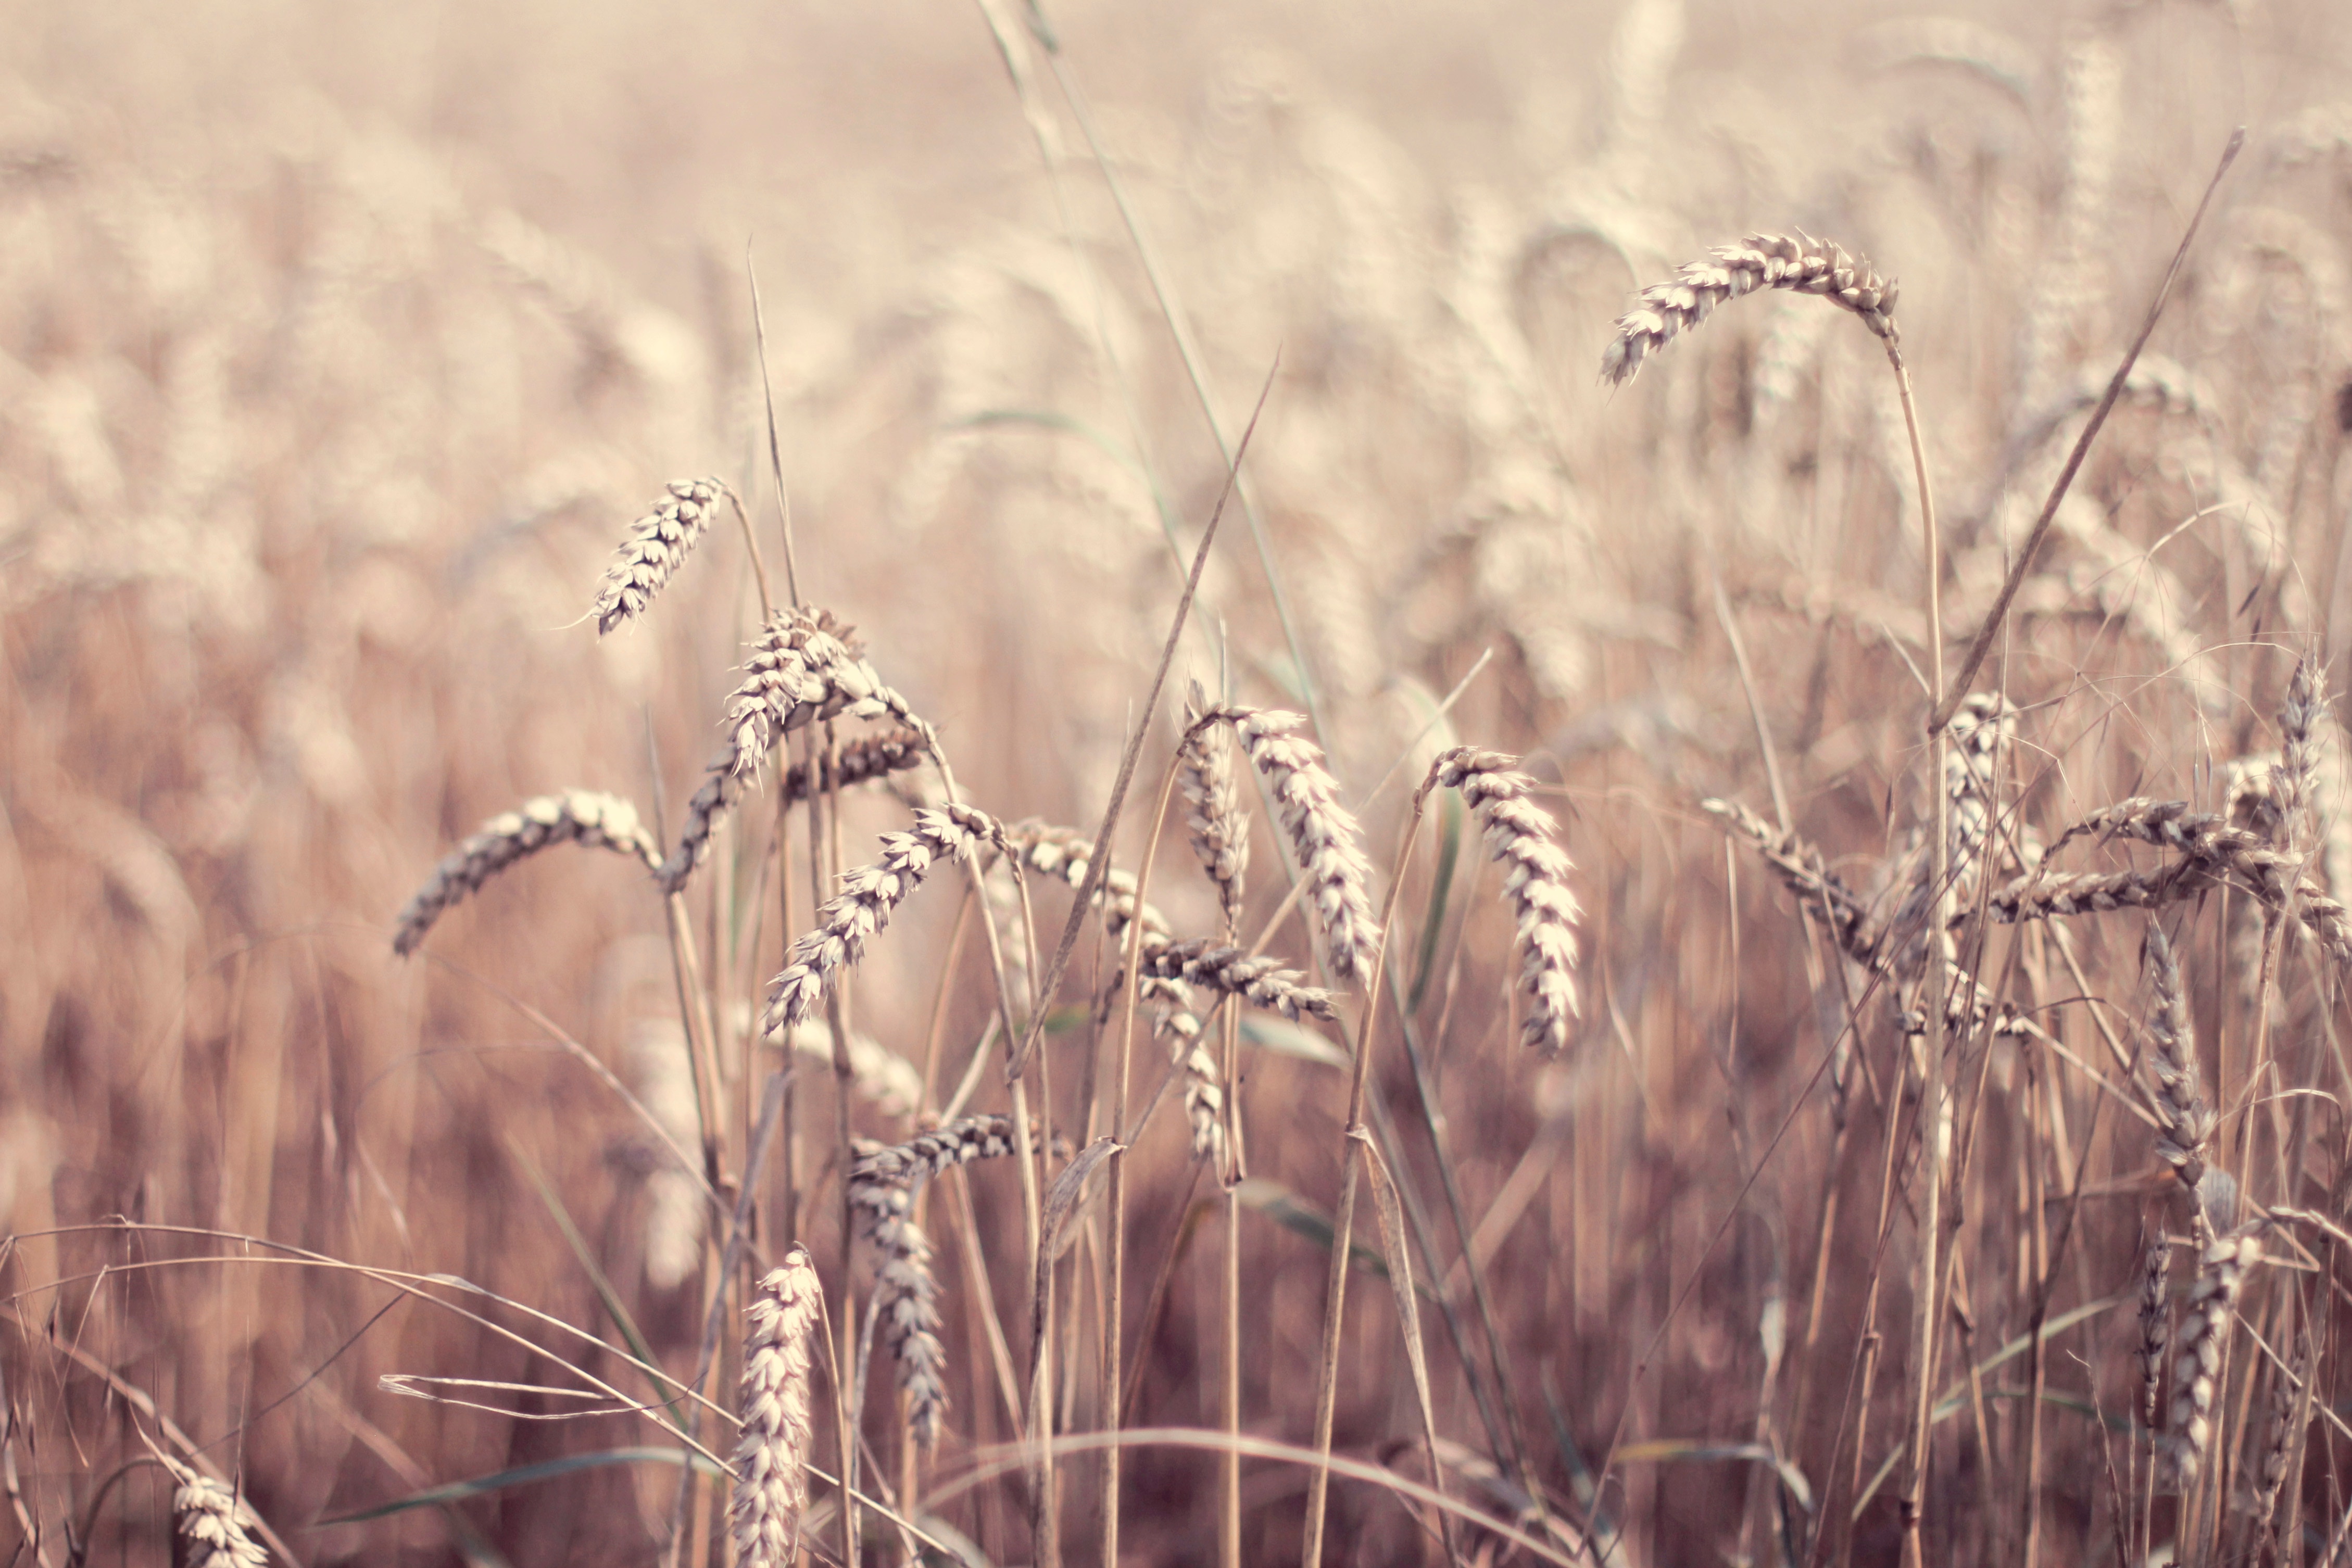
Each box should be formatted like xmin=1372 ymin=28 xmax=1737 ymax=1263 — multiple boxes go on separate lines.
xmin=5 ymin=0 xmax=2351 ymax=1562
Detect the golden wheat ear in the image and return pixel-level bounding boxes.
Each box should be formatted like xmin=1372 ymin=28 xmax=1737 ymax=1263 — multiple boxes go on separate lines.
xmin=1601 ymin=232 xmax=1898 ymax=385
xmin=729 ymin=1244 xmax=822 ymax=1568
xmin=592 ymin=478 xmax=733 ymax=635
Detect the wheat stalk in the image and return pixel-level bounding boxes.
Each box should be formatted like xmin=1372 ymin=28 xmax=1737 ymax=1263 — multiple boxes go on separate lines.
xmin=848 ymin=1116 xmax=1023 ymax=1445
xmin=760 ymin=804 xmax=1004 ymax=1039
xmin=1426 ymin=748 xmax=1582 ymax=1053
xmin=592 ymin=478 xmax=733 ymax=636
xmin=1600 ymin=231 xmax=1899 ymax=385
xmin=729 ymin=1244 xmax=822 ymax=1568
xmin=160 ymin=1453 xmax=269 ymax=1568
xmin=1205 ymin=706 xmax=1381 ymax=985
xmin=2166 ymin=1223 xmax=2262 ymax=1485
xmin=393 ymin=789 xmax=660 ymax=955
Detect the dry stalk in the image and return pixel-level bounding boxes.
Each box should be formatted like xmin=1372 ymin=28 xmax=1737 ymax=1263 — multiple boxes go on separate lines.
xmin=1600 ymin=231 xmax=1898 ymax=385
xmin=729 ymin=1245 xmax=822 ymax=1568
xmin=760 ymin=805 xmax=1004 ymax=1039
xmin=1426 ymin=747 xmax=1582 ymax=1054
xmin=393 ymin=789 xmax=661 ymax=955
xmin=592 ymin=477 xmax=735 ymax=636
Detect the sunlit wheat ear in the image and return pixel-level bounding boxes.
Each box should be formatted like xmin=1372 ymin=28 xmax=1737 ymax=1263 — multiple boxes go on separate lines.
xmin=1206 ymin=708 xmax=1380 ymax=985
xmin=2135 ymin=1232 xmax=2172 ymax=1431
xmin=849 ymin=1116 xmax=1023 ymax=1446
xmin=659 ymin=612 xmax=938 ymax=893
xmin=2143 ymin=925 xmax=2215 ymax=1195
xmin=1425 ymin=748 xmax=1581 ymax=1054
xmin=393 ymin=790 xmax=661 ymax=955
xmin=160 ymin=1455 xmax=269 ymax=1568
xmin=1180 ymin=681 xmax=1249 ymax=927
xmin=1600 ymin=232 xmax=1900 ymax=385
xmin=1138 ymin=938 xmax=1339 ymax=1022
xmin=592 ymin=477 xmax=732 ymax=635
xmin=2166 ymin=1222 xmax=2262 ymax=1486
xmin=730 ymin=1244 xmax=821 ymax=1568
xmin=663 ymin=724 xmax=933 ymax=895
xmin=760 ymin=805 xmax=1004 ymax=1039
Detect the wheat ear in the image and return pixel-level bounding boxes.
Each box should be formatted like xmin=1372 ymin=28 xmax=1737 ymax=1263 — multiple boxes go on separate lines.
xmin=2165 ymin=1223 xmax=2262 ymax=1485
xmin=730 ymin=1244 xmax=822 ymax=1568
xmin=1137 ymin=938 xmax=1339 ymax=1022
xmin=2143 ymin=925 xmax=2215 ymax=1193
xmin=2052 ymin=799 xmax=2352 ymax=967
xmin=1205 ymin=707 xmax=1381 ymax=984
xmin=661 ymin=611 xmax=938 ymax=892
xmin=1427 ymin=748 xmax=1582 ymax=1053
xmin=393 ymin=790 xmax=661 ymax=955
xmin=1601 ymin=231 xmax=1899 ymax=385
xmin=2280 ymin=654 xmax=2326 ymax=848
xmin=848 ymin=1116 xmax=1024 ymax=1445
xmin=160 ymin=1454 xmax=269 ymax=1568
xmin=2254 ymin=1337 xmax=2306 ymax=1541
xmin=592 ymin=478 xmax=733 ymax=635
xmin=1701 ymin=797 xmax=1873 ymax=960
xmin=760 ymin=805 xmax=1003 ymax=1039
xmin=2135 ymin=1231 xmax=2172 ymax=1431
xmin=1180 ymin=681 xmax=1250 ymax=927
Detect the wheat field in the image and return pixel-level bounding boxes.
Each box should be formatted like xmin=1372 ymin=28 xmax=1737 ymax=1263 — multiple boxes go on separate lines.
xmin=5 ymin=0 xmax=2352 ymax=1563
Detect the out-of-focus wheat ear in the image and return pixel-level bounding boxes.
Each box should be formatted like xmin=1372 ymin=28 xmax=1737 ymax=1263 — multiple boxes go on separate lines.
xmin=1943 ymin=693 xmax=2017 ymax=897
xmin=1210 ymin=707 xmax=1380 ymax=985
xmin=630 ymin=1017 xmax=706 ymax=1289
xmin=2165 ymin=1223 xmax=2263 ymax=1486
xmin=2280 ymin=654 xmax=2326 ymax=849
xmin=2143 ymin=925 xmax=2215 ymax=1195
xmin=2253 ymin=1335 xmax=2307 ymax=1542
xmin=1426 ymin=747 xmax=1581 ymax=1054
xmin=730 ymin=1244 xmax=822 ymax=1568
xmin=1003 ymin=820 xmax=1177 ymax=957
xmin=848 ymin=1116 xmax=1023 ymax=1446
xmin=760 ymin=805 xmax=1004 ymax=1039
xmin=394 ymin=789 xmax=662 ymax=955
xmin=1701 ymin=797 xmax=1873 ymax=962
xmin=1138 ymin=938 xmax=1339 ymax=1022
xmin=1180 ymin=681 xmax=1250 ymax=927
xmin=160 ymin=1453 xmax=270 ymax=1568
xmin=592 ymin=477 xmax=732 ymax=636
xmin=1600 ymin=231 xmax=1899 ymax=385
xmin=2134 ymin=1230 xmax=2171 ymax=1432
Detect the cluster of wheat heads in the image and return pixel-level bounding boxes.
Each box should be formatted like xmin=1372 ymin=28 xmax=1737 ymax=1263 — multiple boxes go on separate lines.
xmin=1657 ymin=196 xmax=2345 ymax=1558
xmin=364 ymin=470 xmax=1588 ymax=1568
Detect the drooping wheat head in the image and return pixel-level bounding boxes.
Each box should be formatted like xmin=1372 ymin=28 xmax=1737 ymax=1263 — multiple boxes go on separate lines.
xmin=730 ymin=1244 xmax=822 ymax=1568
xmin=848 ymin=1116 xmax=1024 ymax=1445
xmin=1426 ymin=747 xmax=1582 ymax=1053
xmin=393 ymin=789 xmax=661 ymax=956
xmin=760 ymin=804 xmax=1005 ymax=1039
xmin=661 ymin=611 xmax=938 ymax=893
xmin=1137 ymin=937 xmax=1339 ymax=1023
xmin=2143 ymin=925 xmax=2215 ymax=1194
xmin=161 ymin=1455 xmax=270 ymax=1568
xmin=592 ymin=478 xmax=733 ymax=636
xmin=1600 ymin=232 xmax=1900 ymax=385
xmin=1180 ymin=681 xmax=1250 ymax=929
xmin=2166 ymin=1223 xmax=2262 ymax=1485
xmin=1208 ymin=707 xmax=1381 ymax=985
xmin=2135 ymin=1230 xmax=2172 ymax=1432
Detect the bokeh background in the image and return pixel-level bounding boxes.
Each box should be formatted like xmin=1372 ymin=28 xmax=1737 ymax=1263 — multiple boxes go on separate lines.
xmin=5 ymin=0 xmax=2352 ymax=1562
